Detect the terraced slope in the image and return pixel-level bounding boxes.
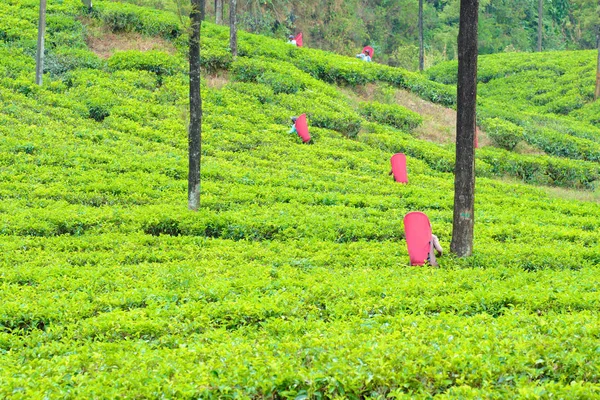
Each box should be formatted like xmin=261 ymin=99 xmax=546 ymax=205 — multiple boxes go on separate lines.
xmin=1 ymin=0 xmax=600 ymax=397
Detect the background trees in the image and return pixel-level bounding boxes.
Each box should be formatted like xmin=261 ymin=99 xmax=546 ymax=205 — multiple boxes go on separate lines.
xmin=196 ymin=0 xmax=597 ymax=68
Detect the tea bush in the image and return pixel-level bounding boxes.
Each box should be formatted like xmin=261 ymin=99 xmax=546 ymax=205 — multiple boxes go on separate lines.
xmin=480 ymin=117 xmax=523 ymax=150
xmin=359 ymin=101 xmax=423 ymax=132
xmin=92 ymin=0 xmax=182 ymax=39
xmin=429 ymin=50 xmax=598 ymax=162
xmin=108 ymin=50 xmax=185 ymax=77
xmin=44 ymin=47 xmax=104 ymax=76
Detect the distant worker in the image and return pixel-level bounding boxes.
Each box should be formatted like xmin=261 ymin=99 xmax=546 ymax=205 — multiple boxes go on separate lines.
xmin=287 ymin=35 xmax=297 ymax=46
xmin=356 ymin=49 xmax=371 ymax=62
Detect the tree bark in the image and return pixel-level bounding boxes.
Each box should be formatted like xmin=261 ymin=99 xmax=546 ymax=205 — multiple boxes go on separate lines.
xmin=537 ymin=0 xmax=543 ymax=52
xmin=188 ymin=0 xmax=205 ymax=211
xmin=230 ymin=0 xmax=237 ymax=57
xmin=595 ymin=29 xmax=599 ymax=101
xmin=215 ymin=0 xmax=223 ymax=24
xmin=451 ymin=0 xmax=479 ymax=257
xmin=35 ymin=0 xmax=47 ymax=86
xmin=82 ymin=0 xmax=92 ymax=10
xmin=418 ymin=0 xmax=424 ymax=71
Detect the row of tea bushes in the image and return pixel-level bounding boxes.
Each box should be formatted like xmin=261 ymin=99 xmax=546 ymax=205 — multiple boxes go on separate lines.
xmin=428 ymin=51 xmax=599 ymax=166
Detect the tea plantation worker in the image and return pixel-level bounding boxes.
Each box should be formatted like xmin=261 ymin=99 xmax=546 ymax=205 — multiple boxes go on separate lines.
xmin=287 ymin=35 xmax=297 ymax=46
xmin=356 ymin=49 xmax=371 ymax=62
xmin=428 ymin=233 xmax=443 ymax=267
xmin=289 ymin=116 xmax=298 ymax=135
xmin=288 ymin=115 xmax=313 ymax=144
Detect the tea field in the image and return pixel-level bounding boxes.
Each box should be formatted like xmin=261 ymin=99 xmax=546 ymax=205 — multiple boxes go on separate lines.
xmin=1 ymin=0 xmax=600 ymax=397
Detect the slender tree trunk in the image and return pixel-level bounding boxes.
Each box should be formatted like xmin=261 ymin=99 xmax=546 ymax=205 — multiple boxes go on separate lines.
xmin=230 ymin=0 xmax=237 ymax=57
xmin=82 ymin=0 xmax=92 ymax=10
xmin=35 ymin=0 xmax=47 ymax=86
xmin=215 ymin=0 xmax=223 ymax=24
xmin=418 ymin=0 xmax=424 ymax=71
xmin=451 ymin=0 xmax=479 ymax=257
xmin=188 ymin=0 xmax=205 ymax=211
xmin=595 ymin=30 xmax=599 ymax=101
xmin=537 ymin=0 xmax=543 ymax=52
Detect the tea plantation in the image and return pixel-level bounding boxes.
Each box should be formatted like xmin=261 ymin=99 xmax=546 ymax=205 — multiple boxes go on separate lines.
xmin=1 ymin=0 xmax=600 ymax=397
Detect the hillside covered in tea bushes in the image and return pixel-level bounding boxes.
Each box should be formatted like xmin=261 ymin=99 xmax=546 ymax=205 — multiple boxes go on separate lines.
xmin=1 ymin=0 xmax=600 ymax=397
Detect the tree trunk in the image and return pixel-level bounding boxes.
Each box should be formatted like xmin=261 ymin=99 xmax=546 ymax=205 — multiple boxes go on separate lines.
xmin=82 ymin=0 xmax=92 ymax=10
xmin=418 ymin=0 xmax=424 ymax=71
xmin=595 ymin=29 xmax=599 ymax=101
xmin=230 ymin=0 xmax=237 ymax=57
xmin=215 ymin=0 xmax=223 ymax=24
xmin=35 ymin=0 xmax=47 ymax=86
xmin=188 ymin=0 xmax=205 ymax=211
xmin=451 ymin=0 xmax=479 ymax=257
xmin=537 ymin=0 xmax=543 ymax=52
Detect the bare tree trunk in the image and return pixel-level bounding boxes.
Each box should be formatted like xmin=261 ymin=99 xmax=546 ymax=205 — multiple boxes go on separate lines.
xmin=595 ymin=30 xmax=599 ymax=101
xmin=35 ymin=0 xmax=47 ymax=86
xmin=188 ymin=0 xmax=205 ymax=211
xmin=451 ymin=0 xmax=479 ymax=257
xmin=230 ymin=0 xmax=237 ymax=57
xmin=418 ymin=0 xmax=424 ymax=71
xmin=537 ymin=0 xmax=543 ymax=52
xmin=82 ymin=0 xmax=92 ymax=10
xmin=215 ymin=0 xmax=223 ymax=24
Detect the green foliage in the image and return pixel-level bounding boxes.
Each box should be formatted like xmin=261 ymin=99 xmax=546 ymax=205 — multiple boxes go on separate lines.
xmin=432 ymin=50 xmax=599 ymax=170
xmin=359 ymin=101 xmax=423 ymax=132
xmin=231 ymin=57 xmax=307 ymax=94
xmin=201 ymin=0 xmax=599 ymax=68
xmin=45 ymin=47 xmax=104 ymax=76
xmin=480 ymin=118 xmax=523 ymax=151
xmin=108 ymin=50 xmax=184 ymax=77
xmin=92 ymin=0 xmax=182 ymax=39
xmin=230 ymin=31 xmax=458 ymax=107
xmin=2 ymin=1 xmax=600 ymax=397
xmin=478 ymin=147 xmax=599 ymax=189
xmin=200 ymin=42 xmax=233 ymax=72
xmin=225 ymin=82 xmax=275 ymax=104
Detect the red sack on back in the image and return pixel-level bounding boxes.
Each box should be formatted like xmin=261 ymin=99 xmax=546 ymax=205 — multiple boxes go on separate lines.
xmin=403 ymin=212 xmax=432 ymax=266
xmin=295 ymin=113 xmax=310 ymax=143
xmin=390 ymin=153 xmax=408 ymax=183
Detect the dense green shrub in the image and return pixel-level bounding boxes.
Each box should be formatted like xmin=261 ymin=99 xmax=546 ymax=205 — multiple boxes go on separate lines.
xmin=480 ymin=118 xmax=523 ymax=150
xmin=0 ymin=10 xmax=37 ymax=44
xmin=359 ymin=101 xmax=422 ymax=132
xmin=200 ymin=42 xmax=233 ymax=72
xmin=545 ymin=93 xmax=585 ymax=115
xmin=257 ymin=71 xmax=303 ymax=94
xmin=523 ymin=127 xmax=600 ymax=162
xmin=478 ymin=148 xmax=599 ymax=189
xmin=230 ymin=57 xmax=318 ymax=95
xmin=44 ymin=47 xmax=104 ymax=76
xmin=309 ymin=110 xmax=362 ymax=138
xmin=0 ymin=46 xmax=34 ymax=78
xmin=403 ymin=72 xmax=456 ymax=107
xmin=225 ymin=82 xmax=275 ymax=104
xmin=108 ymin=50 xmax=184 ymax=77
xmin=45 ymin=13 xmax=87 ymax=49
xmin=92 ymin=0 xmax=182 ymax=39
